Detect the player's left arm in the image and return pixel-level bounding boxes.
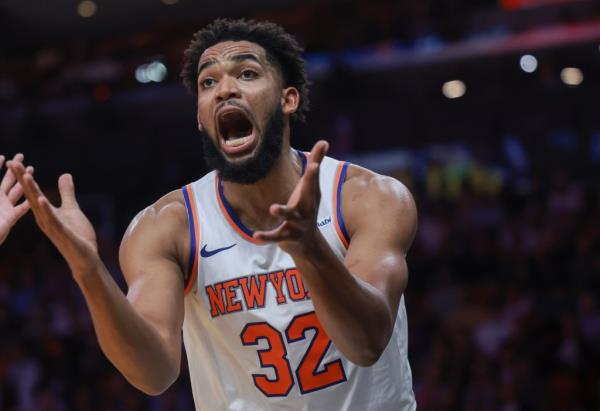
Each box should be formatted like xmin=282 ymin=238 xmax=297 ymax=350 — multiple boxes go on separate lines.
xmin=332 ymin=165 xmax=417 ymax=365
xmin=255 ymin=141 xmax=417 ymax=366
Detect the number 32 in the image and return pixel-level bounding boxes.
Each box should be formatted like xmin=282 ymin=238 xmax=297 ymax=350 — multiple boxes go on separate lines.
xmin=240 ymin=311 xmax=347 ymax=397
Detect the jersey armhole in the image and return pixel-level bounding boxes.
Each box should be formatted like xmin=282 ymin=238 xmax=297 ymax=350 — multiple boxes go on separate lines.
xmin=181 ymin=184 xmax=200 ymax=295
xmin=333 ymin=162 xmax=351 ymax=249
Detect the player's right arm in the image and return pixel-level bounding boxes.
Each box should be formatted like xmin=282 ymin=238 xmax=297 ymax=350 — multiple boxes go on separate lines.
xmin=7 ymin=161 xmax=188 ymax=395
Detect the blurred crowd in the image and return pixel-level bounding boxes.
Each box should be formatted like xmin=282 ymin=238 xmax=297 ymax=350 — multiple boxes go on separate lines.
xmin=408 ymin=161 xmax=600 ymax=411
xmin=2 ymin=0 xmax=598 ymax=103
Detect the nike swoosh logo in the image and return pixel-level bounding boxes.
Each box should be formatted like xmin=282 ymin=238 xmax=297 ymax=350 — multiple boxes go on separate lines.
xmin=200 ymin=244 xmax=237 ymax=258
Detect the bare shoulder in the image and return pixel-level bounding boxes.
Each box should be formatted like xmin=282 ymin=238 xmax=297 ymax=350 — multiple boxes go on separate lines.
xmin=122 ymin=190 xmax=188 ymax=240
xmin=120 ymin=189 xmax=190 ymax=274
xmin=342 ymin=164 xmax=417 ymax=250
xmin=343 ymin=164 xmax=416 ymax=208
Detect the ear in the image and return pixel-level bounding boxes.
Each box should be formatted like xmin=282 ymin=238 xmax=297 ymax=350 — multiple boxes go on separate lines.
xmin=281 ymin=87 xmax=300 ymax=116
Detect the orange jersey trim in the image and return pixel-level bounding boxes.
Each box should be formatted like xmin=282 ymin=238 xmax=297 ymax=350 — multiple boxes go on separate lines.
xmin=182 ymin=184 xmax=200 ymax=295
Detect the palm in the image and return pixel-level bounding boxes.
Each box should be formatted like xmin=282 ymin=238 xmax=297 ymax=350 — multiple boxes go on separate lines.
xmin=0 ymin=194 xmax=18 ymax=243
xmin=0 ymin=154 xmax=32 ymax=245
xmin=50 ymin=202 xmax=98 ymax=254
xmin=287 ymin=172 xmax=316 ymax=211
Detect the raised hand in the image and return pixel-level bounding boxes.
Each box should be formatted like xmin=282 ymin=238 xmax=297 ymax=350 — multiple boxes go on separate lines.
xmin=254 ymin=140 xmax=329 ymax=254
xmin=7 ymin=161 xmax=98 ymax=276
xmin=0 ymin=154 xmax=33 ymax=245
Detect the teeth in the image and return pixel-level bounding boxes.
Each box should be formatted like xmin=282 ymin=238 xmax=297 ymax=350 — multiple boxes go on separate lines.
xmin=225 ymin=136 xmax=251 ymax=147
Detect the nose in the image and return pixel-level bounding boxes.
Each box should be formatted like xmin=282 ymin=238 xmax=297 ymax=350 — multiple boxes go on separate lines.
xmin=215 ymin=75 xmax=241 ymax=102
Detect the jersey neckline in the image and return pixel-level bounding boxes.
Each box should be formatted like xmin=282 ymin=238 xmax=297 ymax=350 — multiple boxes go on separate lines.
xmin=215 ymin=150 xmax=307 ymax=244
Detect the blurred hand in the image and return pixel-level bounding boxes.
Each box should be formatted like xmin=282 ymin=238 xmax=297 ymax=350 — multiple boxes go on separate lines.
xmin=7 ymin=161 xmax=98 ymax=276
xmin=0 ymin=154 xmax=33 ymax=245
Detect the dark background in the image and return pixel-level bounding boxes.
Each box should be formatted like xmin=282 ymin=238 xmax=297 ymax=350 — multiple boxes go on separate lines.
xmin=1 ymin=0 xmax=600 ymax=410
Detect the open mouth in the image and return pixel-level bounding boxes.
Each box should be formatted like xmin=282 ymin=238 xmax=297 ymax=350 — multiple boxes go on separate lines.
xmin=217 ymin=108 xmax=256 ymax=151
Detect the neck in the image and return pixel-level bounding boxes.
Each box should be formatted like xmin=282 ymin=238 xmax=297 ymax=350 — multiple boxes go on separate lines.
xmin=220 ymin=140 xmax=304 ymax=231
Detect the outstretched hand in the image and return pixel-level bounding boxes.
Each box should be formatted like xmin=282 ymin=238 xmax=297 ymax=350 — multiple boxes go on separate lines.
xmin=0 ymin=154 xmax=33 ymax=245
xmin=7 ymin=161 xmax=98 ymax=276
xmin=254 ymin=140 xmax=329 ymax=254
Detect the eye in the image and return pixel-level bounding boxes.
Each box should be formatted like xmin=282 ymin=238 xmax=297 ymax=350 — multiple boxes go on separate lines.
xmin=240 ymin=69 xmax=258 ymax=80
xmin=200 ymin=78 xmax=216 ymax=89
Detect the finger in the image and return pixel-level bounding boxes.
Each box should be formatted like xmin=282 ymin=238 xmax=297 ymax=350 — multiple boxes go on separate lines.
xmin=269 ymin=204 xmax=301 ymax=220
xmin=7 ymin=166 xmax=34 ymax=204
xmin=253 ymin=224 xmax=292 ymax=243
xmin=0 ymin=155 xmax=4 ymax=170
xmin=58 ymin=173 xmax=79 ymax=208
xmin=307 ymin=140 xmax=329 ymax=166
xmin=38 ymin=196 xmax=65 ymax=231
xmin=304 ymin=141 xmax=328 ymax=188
xmin=12 ymin=200 xmax=30 ymax=222
xmin=0 ymin=153 xmax=24 ymax=193
xmin=8 ymin=161 xmax=51 ymax=213
xmin=7 ymin=163 xmax=68 ymax=243
xmin=7 ymin=182 xmax=23 ymax=204
xmin=299 ymin=161 xmax=322 ymax=203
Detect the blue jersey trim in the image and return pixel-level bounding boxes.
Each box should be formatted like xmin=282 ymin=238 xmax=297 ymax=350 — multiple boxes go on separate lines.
xmin=217 ymin=176 xmax=256 ymax=238
xmin=297 ymin=150 xmax=307 ymax=175
xmin=336 ymin=162 xmax=350 ymax=245
xmin=216 ymin=150 xmax=308 ymax=241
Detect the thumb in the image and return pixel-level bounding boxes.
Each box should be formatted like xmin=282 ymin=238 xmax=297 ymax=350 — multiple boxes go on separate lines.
xmin=58 ymin=173 xmax=78 ymax=208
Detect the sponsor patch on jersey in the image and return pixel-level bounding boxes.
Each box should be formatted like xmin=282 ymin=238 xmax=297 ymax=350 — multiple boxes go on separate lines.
xmin=317 ymin=216 xmax=332 ymax=228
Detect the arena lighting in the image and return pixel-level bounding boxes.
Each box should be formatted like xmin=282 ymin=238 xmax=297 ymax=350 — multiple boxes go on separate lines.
xmin=560 ymin=67 xmax=584 ymax=86
xmin=442 ymin=80 xmax=466 ymax=99
xmin=135 ymin=66 xmax=150 ymax=83
xmin=519 ymin=54 xmax=538 ymax=73
xmin=135 ymin=62 xmax=168 ymax=83
xmin=77 ymin=0 xmax=97 ymax=18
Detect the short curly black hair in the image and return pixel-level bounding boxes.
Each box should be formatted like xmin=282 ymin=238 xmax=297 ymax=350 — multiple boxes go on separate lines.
xmin=181 ymin=18 xmax=309 ymax=123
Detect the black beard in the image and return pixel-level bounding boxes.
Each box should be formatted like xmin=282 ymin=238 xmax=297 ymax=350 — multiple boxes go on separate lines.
xmin=200 ymin=105 xmax=284 ymax=184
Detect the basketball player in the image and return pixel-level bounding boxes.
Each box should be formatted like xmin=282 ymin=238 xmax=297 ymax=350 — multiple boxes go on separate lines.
xmin=9 ymin=19 xmax=418 ymax=410
xmin=0 ymin=154 xmax=32 ymax=245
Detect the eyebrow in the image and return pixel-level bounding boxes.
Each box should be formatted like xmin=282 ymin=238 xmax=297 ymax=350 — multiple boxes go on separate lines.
xmin=197 ymin=53 xmax=262 ymax=76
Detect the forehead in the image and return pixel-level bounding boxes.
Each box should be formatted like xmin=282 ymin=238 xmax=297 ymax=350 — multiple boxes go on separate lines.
xmin=199 ymin=40 xmax=269 ymax=64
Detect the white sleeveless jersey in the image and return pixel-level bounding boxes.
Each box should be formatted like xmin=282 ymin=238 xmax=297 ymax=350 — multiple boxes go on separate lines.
xmin=181 ymin=151 xmax=416 ymax=411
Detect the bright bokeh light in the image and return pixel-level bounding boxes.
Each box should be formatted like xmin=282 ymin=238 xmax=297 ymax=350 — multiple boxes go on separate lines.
xmin=519 ymin=54 xmax=538 ymax=73
xmin=135 ymin=65 xmax=151 ymax=83
xmin=77 ymin=0 xmax=97 ymax=18
xmin=146 ymin=62 xmax=168 ymax=82
xmin=442 ymin=80 xmax=466 ymax=99
xmin=560 ymin=67 xmax=584 ymax=86
xmin=135 ymin=62 xmax=168 ymax=83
